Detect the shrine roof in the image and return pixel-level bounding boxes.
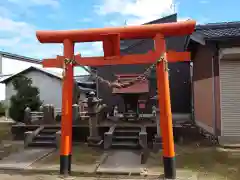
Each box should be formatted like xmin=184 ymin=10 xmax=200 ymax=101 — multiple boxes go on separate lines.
xmin=112 ymin=79 xmax=149 ymax=94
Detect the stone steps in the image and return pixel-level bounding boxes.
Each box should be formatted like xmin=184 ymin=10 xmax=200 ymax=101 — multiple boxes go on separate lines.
xmin=111 ymin=126 xmax=141 ymax=149
xmin=114 ymin=127 xmax=140 ymax=137
xmin=40 ymin=129 xmax=58 ymax=134
xmin=35 ymin=134 xmax=56 ymax=141
xmin=29 ymin=127 xmax=59 ymax=148
xmin=113 ymin=136 xmax=138 ymax=140
xmin=115 ymin=129 xmax=140 ymax=133
xmin=28 ymin=140 xmax=57 ymax=148
xmin=111 ymin=141 xmax=139 ymax=149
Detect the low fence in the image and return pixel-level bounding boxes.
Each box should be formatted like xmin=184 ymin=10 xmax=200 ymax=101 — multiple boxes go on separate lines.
xmin=24 ymin=104 xmax=88 ymax=125
xmin=30 ymin=111 xmax=43 ymax=122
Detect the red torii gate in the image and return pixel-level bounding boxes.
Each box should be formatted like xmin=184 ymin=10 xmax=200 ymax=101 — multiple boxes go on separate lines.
xmin=36 ymin=20 xmax=196 ymax=179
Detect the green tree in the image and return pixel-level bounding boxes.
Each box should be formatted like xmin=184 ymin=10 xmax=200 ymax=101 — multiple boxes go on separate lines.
xmin=0 ymin=101 xmax=6 ymax=117
xmin=9 ymin=75 xmax=42 ymax=122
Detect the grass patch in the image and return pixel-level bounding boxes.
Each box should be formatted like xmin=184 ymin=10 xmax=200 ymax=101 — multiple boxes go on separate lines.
xmin=0 ymin=123 xmax=12 ymax=143
xmin=0 ymin=123 xmax=23 ymax=160
xmin=0 ymin=143 xmax=21 ymax=160
xmin=40 ymin=144 xmax=103 ymax=165
xmin=147 ymin=144 xmax=240 ymax=180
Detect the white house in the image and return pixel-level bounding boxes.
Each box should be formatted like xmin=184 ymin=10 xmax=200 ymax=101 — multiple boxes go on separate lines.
xmin=0 ymin=51 xmax=96 ymax=120
xmin=1 ymin=65 xmax=96 ymax=109
xmin=0 ymin=51 xmax=44 ymax=101
xmin=1 ymin=66 xmax=63 ymax=111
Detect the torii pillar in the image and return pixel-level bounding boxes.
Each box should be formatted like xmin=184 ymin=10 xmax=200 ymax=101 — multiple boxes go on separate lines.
xmin=36 ymin=20 xmax=196 ymax=179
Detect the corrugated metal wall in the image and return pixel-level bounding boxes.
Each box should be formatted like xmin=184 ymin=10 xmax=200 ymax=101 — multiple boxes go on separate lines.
xmin=220 ymin=60 xmax=240 ymax=136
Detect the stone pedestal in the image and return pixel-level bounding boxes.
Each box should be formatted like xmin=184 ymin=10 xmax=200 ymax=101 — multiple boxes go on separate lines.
xmin=72 ymin=104 xmax=79 ymax=124
xmin=83 ymin=92 xmax=102 ymax=145
xmin=43 ymin=104 xmax=55 ymax=124
xmin=104 ymin=132 xmax=112 ymax=149
xmin=24 ymin=107 xmax=31 ymax=125
xmin=56 ymin=130 xmax=61 ymax=148
xmin=156 ymin=111 xmax=161 ymax=136
xmin=39 ymin=105 xmax=44 ymax=123
xmin=139 ymin=131 xmax=147 ymax=149
xmin=24 ymin=131 xmax=33 ymax=147
xmin=153 ymin=134 xmax=162 ymax=153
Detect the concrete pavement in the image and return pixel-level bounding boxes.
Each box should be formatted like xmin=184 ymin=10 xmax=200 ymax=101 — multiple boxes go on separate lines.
xmin=0 ymin=148 xmax=55 ymax=169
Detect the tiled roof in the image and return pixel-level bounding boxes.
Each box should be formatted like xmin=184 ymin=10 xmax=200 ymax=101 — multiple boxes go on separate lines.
xmin=0 ymin=66 xmax=94 ymax=84
xmin=0 ymin=66 xmax=62 ymax=83
xmin=36 ymin=66 xmax=62 ymax=78
xmin=78 ymin=85 xmax=95 ymax=92
xmin=0 ymin=51 xmax=41 ymax=64
xmin=74 ymin=75 xmax=93 ymax=83
xmin=195 ymin=21 xmax=240 ymax=39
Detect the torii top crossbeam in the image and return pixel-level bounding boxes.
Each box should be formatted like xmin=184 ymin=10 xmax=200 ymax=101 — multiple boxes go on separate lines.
xmin=38 ymin=20 xmax=196 ymax=68
xmin=36 ymin=20 xmax=195 ymax=43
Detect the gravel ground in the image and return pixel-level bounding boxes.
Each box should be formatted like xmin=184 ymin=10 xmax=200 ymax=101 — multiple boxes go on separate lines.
xmin=0 ymin=173 xmax=161 ymax=180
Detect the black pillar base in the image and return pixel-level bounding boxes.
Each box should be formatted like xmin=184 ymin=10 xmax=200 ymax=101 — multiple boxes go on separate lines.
xmin=60 ymin=155 xmax=70 ymax=175
xmin=68 ymin=154 xmax=72 ymax=174
xmin=163 ymin=156 xmax=176 ymax=179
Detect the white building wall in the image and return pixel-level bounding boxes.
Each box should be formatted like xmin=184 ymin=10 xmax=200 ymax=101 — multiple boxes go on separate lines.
xmin=5 ymin=70 xmax=63 ymax=111
xmin=0 ymin=56 xmax=63 ymax=101
xmin=0 ymin=57 xmax=42 ymax=101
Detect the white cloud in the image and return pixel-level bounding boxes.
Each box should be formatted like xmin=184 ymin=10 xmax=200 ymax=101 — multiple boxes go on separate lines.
xmin=0 ymin=0 xmax=116 ymax=86
xmin=0 ymin=15 xmax=104 ymax=59
xmin=7 ymin=0 xmax=60 ymax=8
xmin=0 ymin=16 xmax=35 ymax=37
xmin=0 ymin=2 xmax=63 ymax=100
xmin=92 ymin=42 xmax=103 ymax=54
xmin=75 ymin=42 xmax=103 ymax=57
xmin=74 ymin=42 xmax=103 ymax=75
xmin=0 ymin=15 xmax=87 ymax=80
xmin=0 ymin=14 xmax=103 ymax=71
xmin=0 ymin=15 xmax=62 ymax=59
xmin=95 ymin=0 xmax=176 ymax=25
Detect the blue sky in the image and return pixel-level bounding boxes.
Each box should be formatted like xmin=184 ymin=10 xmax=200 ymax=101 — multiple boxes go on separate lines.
xmin=0 ymin=0 xmax=240 ymax=76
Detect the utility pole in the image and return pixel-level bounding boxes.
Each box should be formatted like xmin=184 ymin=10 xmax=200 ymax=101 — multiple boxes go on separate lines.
xmin=170 ymin=2 xmax=176 ymax=13
xmin=124 ymin=20 xmax=127 ymax=26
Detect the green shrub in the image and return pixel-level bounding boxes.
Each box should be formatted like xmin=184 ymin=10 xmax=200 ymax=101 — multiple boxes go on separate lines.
xmin=9 ymin=75 xmax=42 ymax=122
xmin=0 ymin=102 xmax=6 ymax=117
